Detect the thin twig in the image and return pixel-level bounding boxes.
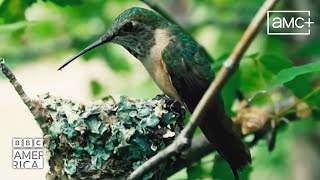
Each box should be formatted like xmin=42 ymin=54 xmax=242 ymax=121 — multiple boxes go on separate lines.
xmin=140 ymin=0 xmax=179 ymax=26
xmin=272 ymin=86 xmax=320 ymax=120
xmin=0 ymin=58 xmax=47 ymax=133
xmin=128 ymin=0 xmax=279 ymax=179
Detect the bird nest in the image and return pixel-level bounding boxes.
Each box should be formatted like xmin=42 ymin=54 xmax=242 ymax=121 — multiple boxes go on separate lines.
xmin=38 ymin=94 xmax=185 ymax=180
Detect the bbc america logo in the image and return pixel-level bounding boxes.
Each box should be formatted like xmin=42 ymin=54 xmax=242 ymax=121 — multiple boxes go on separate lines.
xmin=12 ymin=138 xmax=44 ymax=169
xmin=267 ymin=10 xmax=315 ymax=35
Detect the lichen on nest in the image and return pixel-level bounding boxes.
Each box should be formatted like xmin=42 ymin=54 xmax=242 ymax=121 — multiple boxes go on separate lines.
xmin=38 ymin=93 xmax=185 ymax=180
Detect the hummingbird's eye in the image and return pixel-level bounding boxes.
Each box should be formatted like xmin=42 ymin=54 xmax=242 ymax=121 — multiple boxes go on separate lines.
xmin=122 ymin=22 xmax=134 ymax=32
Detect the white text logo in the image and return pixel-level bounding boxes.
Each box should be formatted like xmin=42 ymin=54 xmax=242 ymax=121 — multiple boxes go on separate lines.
xmin=267 ymin=11 xmax=314 ymax=35
xmin=12 ymin=138 xmax=44 ymax=169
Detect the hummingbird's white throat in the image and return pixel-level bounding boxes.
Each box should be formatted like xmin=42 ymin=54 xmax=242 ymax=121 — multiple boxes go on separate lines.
xmin=140 ymin=29 xmax=182 ymax=102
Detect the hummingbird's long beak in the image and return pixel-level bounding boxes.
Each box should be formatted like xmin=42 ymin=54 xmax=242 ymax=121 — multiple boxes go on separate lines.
xmin=58 ymin=34 xmax=113 ymax=70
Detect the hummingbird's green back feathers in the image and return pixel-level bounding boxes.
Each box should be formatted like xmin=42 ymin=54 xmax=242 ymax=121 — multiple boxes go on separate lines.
xmin=162 ymin=27 xmax=251 ymax=171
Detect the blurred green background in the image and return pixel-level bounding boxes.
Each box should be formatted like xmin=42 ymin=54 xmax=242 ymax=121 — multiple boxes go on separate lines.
xmin=0 ymin=0 xmax=319 ymax=179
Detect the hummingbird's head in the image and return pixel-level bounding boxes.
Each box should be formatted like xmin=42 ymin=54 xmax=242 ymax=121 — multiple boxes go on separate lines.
xmin=58 ymin=7 xmax=169 ymax=70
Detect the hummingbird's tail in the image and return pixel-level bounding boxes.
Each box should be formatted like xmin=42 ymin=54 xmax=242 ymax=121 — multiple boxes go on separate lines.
xmin=189 ymin=97 xmax=251 ymax=173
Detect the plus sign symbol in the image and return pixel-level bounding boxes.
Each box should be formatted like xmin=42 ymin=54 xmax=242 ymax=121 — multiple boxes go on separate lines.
xmin=267 ymin=10 xmax=315 ymax=35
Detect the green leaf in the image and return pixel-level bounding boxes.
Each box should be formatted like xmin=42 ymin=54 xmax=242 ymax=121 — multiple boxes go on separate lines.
xmin=211 ymin=156 xmax=235 ymax=179
xmin=0 ymin=0 xmax=36 ymax=23
xmin=239 ymin=56 xmax=274 ymax=96
xmin=90 ymin=80 xmax=104 ymax=97
xmin=0 ymin=21 xmax=28 ymax=32
xmin=250 ymin=61 xmax=320 ymax=106
xmin=249 ymin=91 xmax=273 ymax=106
xmin=211 ymin=155 xmax=252 ymax=179
xmin=187 ymin=162 xmax=204 ymax=179
xmin=263 ymin=36 xmax=287 ymax=57
xmin=297 ymin=38 xmax=320 ymax=57
xmin=43 ymin=0 xmax=83 ymax=6
xmin=284 ymin=74 xmax=313 ymax=98
xmin=212 ymin=54 xmax=228 ymax=72
xmin=259 ymin=55 xmax=293 ymax=74
xmin=268 ymin=61 xmax=320 ymax=90
xmin=249 ymin=119 xmax=320 ymax=180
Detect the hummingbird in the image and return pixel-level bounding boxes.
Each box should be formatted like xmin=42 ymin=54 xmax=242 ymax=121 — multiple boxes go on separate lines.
xmin=58 ymin=7 xmax=251 ymax=177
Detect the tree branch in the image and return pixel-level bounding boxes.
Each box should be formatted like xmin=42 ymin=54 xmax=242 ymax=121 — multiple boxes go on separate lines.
xmin=0 ymin=58 xmax=47 ymax=133
xmin=164 ymin=133 xmax=213 ymax=178
xmin=128 ymin=0 xmax=279 ymax=179
xmin=165 ymin=94 xmax=315 ymax=178
xmin=140 ymin=0 xmax=178 ymax=26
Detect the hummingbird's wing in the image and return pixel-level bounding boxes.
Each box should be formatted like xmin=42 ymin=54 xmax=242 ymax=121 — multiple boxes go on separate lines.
xmin=162 ymin=31 xmax=251 ymax=173
xmin=162 ymin=32 xmax=214 ymax=110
